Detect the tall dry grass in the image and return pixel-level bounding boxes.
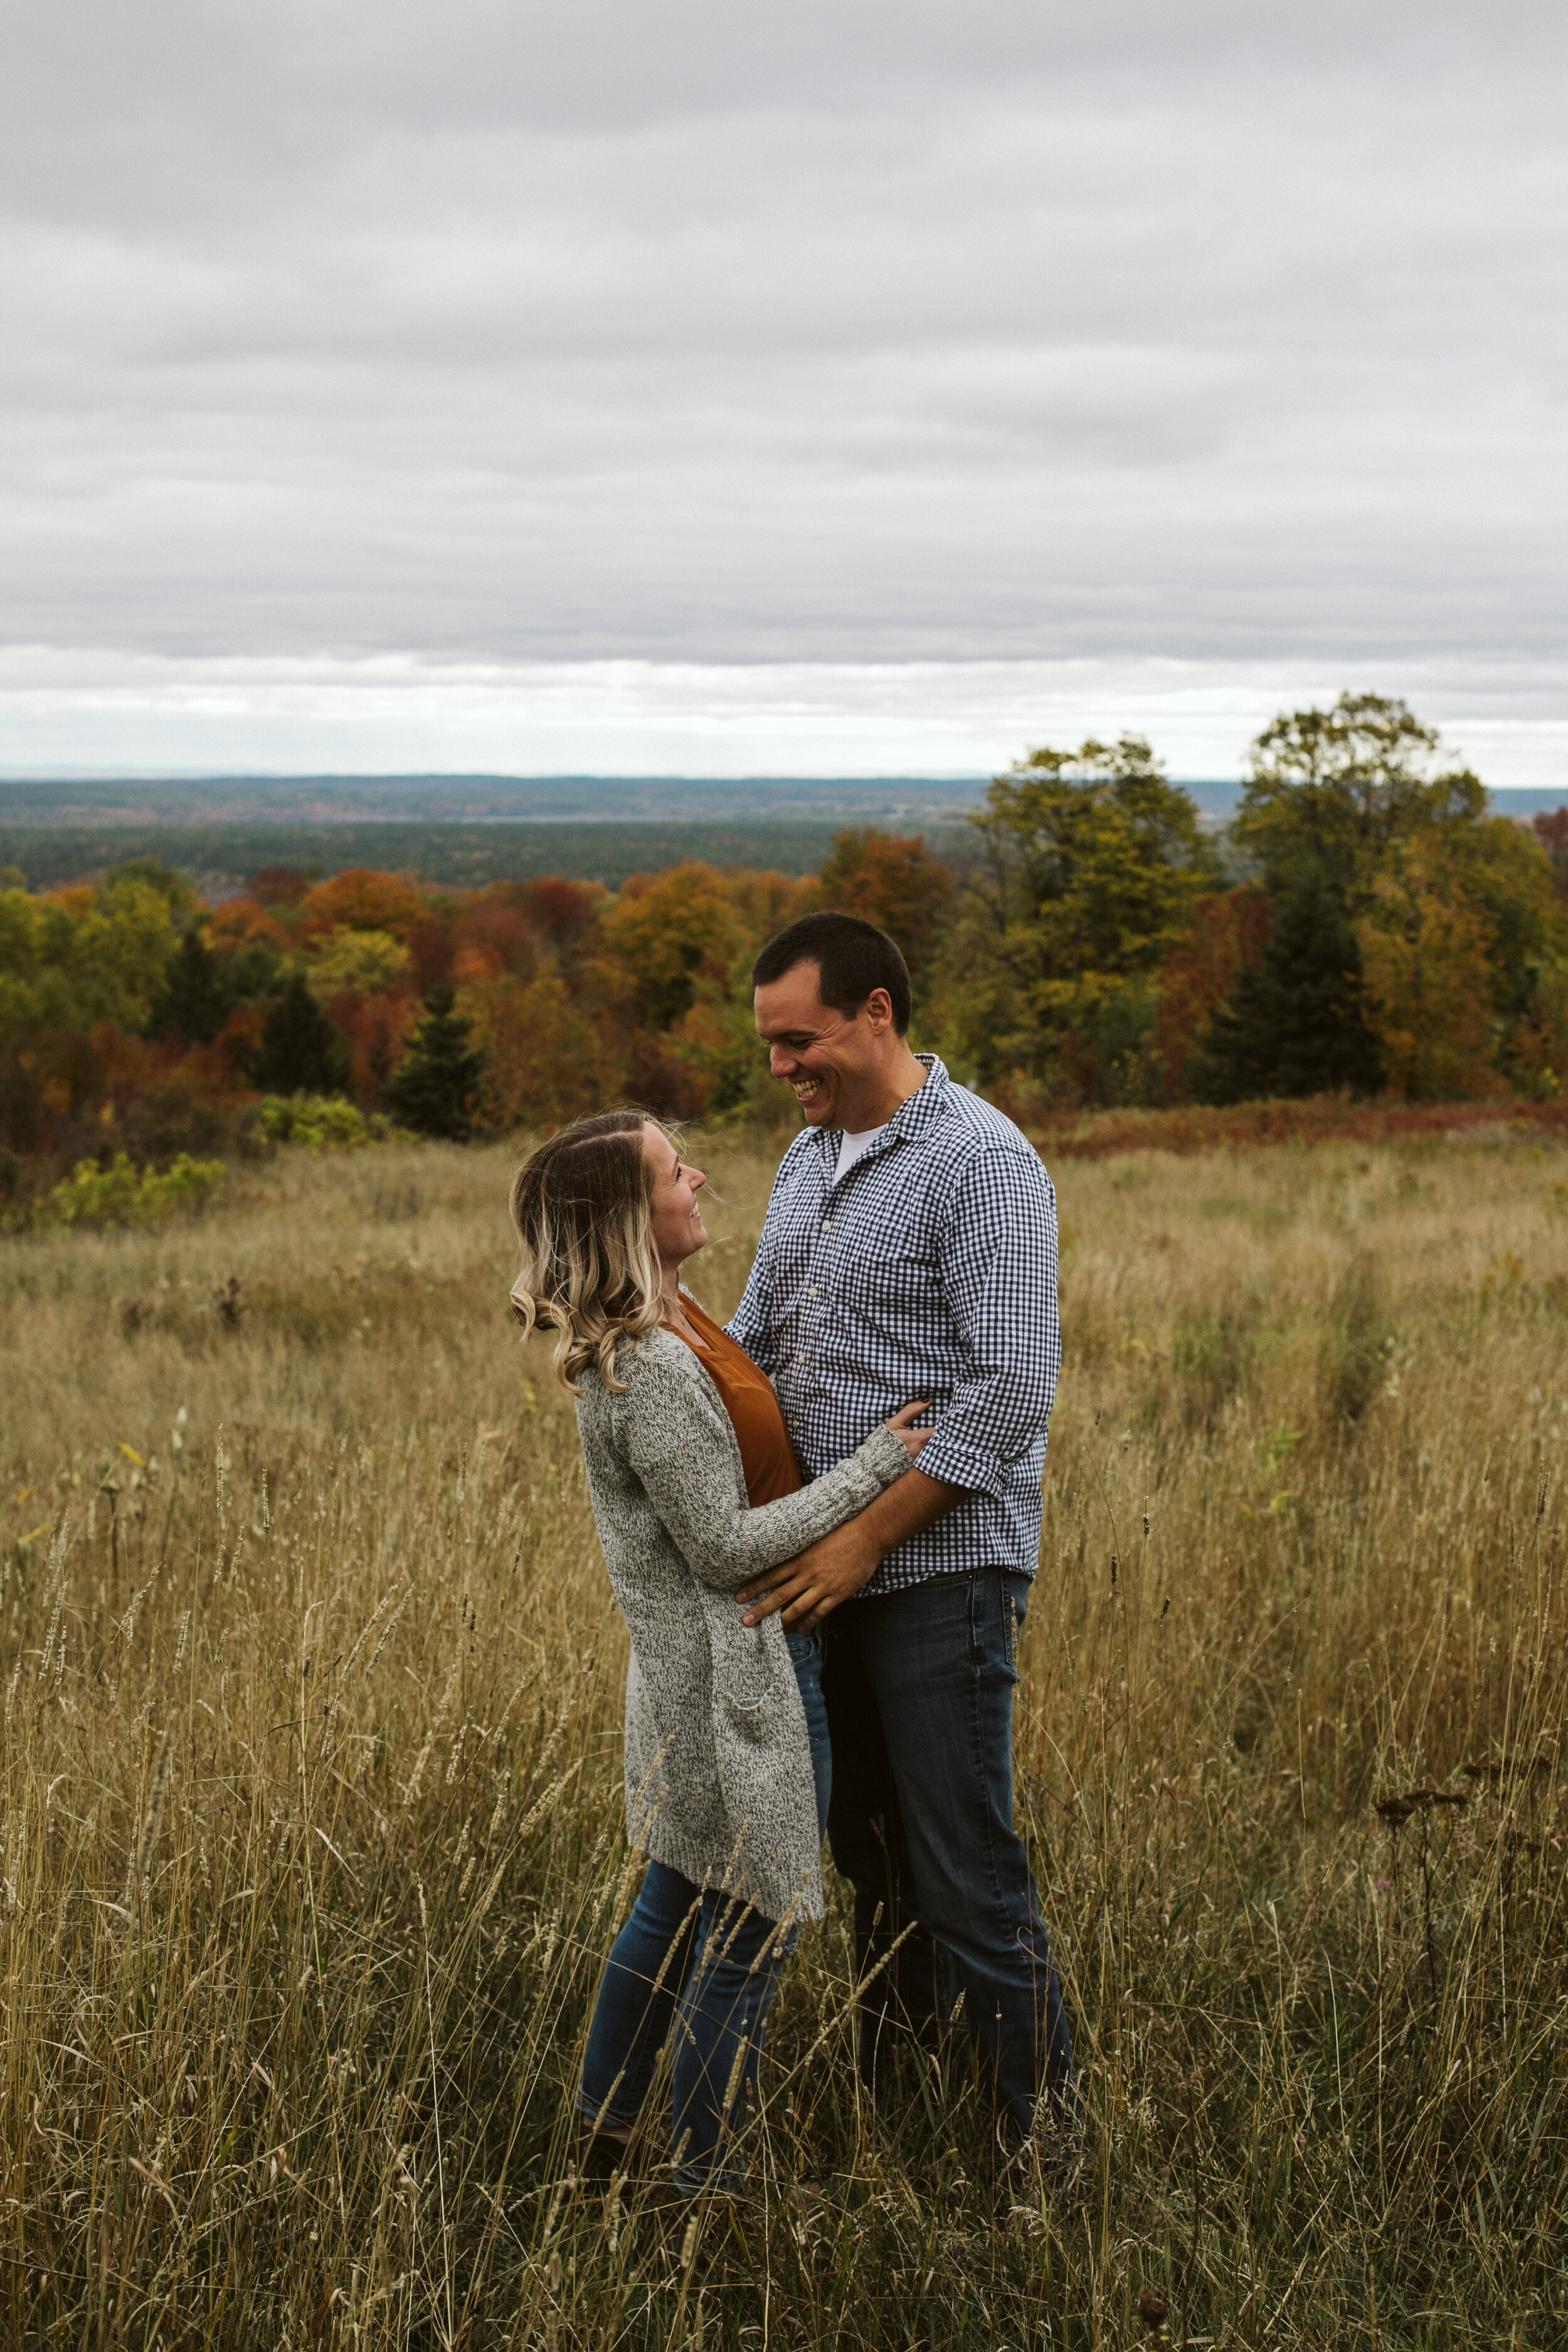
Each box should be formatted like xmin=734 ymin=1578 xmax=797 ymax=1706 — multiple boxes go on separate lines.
xmin=1 ymin=1131 xmax=1565 ymax=2348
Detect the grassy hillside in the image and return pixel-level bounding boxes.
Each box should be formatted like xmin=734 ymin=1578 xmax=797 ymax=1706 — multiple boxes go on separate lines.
xmin=1 ymin=1130 xmax=1565 ymax=2346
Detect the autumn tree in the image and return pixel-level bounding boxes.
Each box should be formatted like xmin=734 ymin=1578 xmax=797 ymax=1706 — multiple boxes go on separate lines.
xmin=941 ymin=736 xmax=1216 ymax=1101
xmin=1153 ymin=886 xmax=1273 ymax=1101
xmin=1355 ymin=838 xmax=1505 ymax=1099
xmin=517 ymin=879 xmax=608 ymax=968
xmin=452 ymin=894 xmax=540 ymax=986
xmin=1204 ymin=692 xmax=1567 ymax=1100
xmin=304 ymin=930 xmax=411 ymax=1002
xmin=0 ymin=872 xmax=183 ymax=1044
xmin=597 ymin=863 xmax=814 ymax=1117
xmin=1234 ymin=694 xmax=1486 ymax=904
xmin=814 ymin=830 xmax=955 ymax=1004
xmin=471 ymin=967 xmax=620 ymax=1133
xmin=300 ymin=868 xmax=427 ymax=939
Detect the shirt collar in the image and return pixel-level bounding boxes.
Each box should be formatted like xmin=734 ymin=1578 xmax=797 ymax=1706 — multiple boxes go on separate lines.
xmin=812 ymin=1053 xmax=951 ymax=1167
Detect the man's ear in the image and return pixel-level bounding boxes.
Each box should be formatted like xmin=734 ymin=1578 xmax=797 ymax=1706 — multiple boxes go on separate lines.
xmin=863 ymin=988 xmax=894 ymax=1033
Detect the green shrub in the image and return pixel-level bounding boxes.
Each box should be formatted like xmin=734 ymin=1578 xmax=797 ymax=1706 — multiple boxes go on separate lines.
xmin=258 ymin=1093 xmax=400 ymax=1151
xmin=35 ymin=1151 xmax=226 ymax=1229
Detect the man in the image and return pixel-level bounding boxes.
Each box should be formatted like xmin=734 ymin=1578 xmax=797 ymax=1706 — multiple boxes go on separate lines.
xmin=728 ymin=909 xmax=1078 ymax=2188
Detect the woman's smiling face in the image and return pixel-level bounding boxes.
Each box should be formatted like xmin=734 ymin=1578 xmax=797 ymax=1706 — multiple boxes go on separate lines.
xmin=642 ymin=1123 xmax=709 ymax=1272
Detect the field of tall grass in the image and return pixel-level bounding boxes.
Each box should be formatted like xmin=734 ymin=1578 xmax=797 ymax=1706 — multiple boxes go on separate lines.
xmin=2 ymin=1126 xmax=1565 ymax=2348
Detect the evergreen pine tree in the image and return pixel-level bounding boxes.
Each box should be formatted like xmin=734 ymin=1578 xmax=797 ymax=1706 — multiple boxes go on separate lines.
xmin=1194 ymin=872 xmax=1382 ymax=1102
xmin=381 ymin=984 xmax=485 ymax=1139
xmin=251 ymin=974 xmax=350 ymax=1096
xmin=146 ymin=929 xmax=232 ymax=1045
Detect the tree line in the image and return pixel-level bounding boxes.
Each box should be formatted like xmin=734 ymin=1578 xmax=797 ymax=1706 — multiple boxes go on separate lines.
xmin=2 ymin=693 xmax=1565 ymax=1185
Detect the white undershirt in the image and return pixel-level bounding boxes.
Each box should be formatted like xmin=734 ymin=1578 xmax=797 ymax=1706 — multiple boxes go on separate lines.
xmin=834 ymin=1123 xmax=887 ymax=1184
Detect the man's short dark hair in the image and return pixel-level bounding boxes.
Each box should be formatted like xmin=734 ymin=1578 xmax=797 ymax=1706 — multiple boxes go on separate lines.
xmin=751 ymin=911 xmax=912 ymax=1036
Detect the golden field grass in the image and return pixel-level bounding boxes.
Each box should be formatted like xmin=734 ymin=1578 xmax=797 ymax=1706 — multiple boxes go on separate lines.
xmin=1 ymin=1126 xmax=1566 ymax=2349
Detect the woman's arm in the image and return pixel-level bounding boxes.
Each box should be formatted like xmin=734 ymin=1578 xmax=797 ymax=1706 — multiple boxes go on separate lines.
xmin=613 ymin=1353 xmax=911 ymax=1591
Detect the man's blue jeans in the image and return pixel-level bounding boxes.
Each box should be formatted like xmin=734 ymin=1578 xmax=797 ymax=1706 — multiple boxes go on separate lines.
xmin=823 ymin=1566 xmax=1075 ymax=2150
xmin=578 ymin=1625 xmax=830 ymax=2192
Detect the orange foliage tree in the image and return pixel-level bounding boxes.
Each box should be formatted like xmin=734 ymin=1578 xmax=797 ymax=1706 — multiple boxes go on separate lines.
xmin=300 ymin=869 xmax=428 ymax=940
xmin=813 ymin=830 xmax=955 ymax=1001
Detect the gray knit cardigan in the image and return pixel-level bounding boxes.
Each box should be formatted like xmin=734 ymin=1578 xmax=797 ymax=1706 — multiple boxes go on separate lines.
xmin=575 ymin=1324 xmax=910 ymax=1924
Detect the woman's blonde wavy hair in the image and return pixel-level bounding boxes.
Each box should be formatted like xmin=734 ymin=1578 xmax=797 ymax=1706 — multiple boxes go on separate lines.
xmin=508 ymin=1111 xmax=674 ymax=1394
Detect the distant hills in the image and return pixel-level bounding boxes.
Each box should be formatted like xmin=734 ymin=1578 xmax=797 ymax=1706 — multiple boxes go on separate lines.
xmin=0 ymin=773 xmax=991 ymax=826
xmin=1 ymin=773 xmax=1559 ymax=897
xmin=0 ymin=775 xmax=989 ymax=892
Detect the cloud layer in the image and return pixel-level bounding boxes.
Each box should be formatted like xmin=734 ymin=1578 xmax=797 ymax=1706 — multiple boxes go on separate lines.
xmin=3 ymin=3 xmax=1564 ymax=768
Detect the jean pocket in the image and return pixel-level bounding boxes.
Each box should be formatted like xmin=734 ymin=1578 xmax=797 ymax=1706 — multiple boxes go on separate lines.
xmin=967 ymin=1569 xmax=1020 ymax=1681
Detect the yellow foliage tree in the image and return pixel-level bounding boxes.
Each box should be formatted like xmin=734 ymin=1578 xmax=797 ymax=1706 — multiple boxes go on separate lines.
xmin=597 ymin=864 xmax=815 ymax=1117
xmin=304 ymin=928 xmax=411 ymax=1001
xmin=0 ymin=876 xmax=182 ymax=1044
xmin=1357 ymin=840 xmax=1505 ymax=1099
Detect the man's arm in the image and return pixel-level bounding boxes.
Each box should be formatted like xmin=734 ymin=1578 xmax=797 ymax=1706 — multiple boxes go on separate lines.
xmin=737 ymin=1466 xmax=965 ymax=1629
xmin=903 ymin=1143 xmax=1061 ymax=1500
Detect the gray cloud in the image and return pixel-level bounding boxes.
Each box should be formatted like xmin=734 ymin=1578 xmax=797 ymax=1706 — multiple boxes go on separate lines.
xmin=1 ymin=3 xmax=1564 ymax=715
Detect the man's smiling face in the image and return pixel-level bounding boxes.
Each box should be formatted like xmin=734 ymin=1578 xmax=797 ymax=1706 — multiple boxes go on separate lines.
xmin=753 ymin=958 xmax=885 ymax=1131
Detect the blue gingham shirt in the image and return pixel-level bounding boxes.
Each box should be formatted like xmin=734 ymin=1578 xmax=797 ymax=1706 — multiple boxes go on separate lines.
xmin=728 ymin=1056 xmax=1061 ymax=1594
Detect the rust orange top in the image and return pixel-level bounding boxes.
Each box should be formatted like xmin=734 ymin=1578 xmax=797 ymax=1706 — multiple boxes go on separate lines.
xmin=669 ymin=1294 xmax=803 ymax=1506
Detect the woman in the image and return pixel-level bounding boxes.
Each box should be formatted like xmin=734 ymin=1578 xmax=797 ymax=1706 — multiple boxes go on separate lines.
xmin=509 ymin=1110 xmax=929 ymax=2198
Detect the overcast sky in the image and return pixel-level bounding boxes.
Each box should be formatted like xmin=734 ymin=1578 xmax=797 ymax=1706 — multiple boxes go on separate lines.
xmin=3 ymin=1 xmax=1565 ymax=779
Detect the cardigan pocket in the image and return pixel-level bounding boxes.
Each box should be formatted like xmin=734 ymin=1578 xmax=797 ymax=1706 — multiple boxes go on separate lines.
xmin=715 ymin=1687 xmax=781 ymax=1747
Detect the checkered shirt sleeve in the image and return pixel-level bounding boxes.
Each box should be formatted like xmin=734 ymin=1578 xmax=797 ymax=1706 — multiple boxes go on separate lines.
xmin=726 ymin=1059 xmax=1061 ymax=1593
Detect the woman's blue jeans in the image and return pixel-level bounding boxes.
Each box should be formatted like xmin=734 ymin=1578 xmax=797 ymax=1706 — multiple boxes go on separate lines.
xmin=579 ymin=1625 xmax=830 ymax=2193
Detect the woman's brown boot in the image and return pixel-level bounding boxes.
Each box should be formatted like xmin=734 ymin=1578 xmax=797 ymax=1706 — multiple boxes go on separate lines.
xmin=578 ymin=2118 xmax=638 ymax=2181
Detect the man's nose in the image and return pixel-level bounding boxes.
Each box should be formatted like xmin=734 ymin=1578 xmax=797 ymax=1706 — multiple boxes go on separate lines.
xmin=770 ymin=1046 xmax=797 ymax=1076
